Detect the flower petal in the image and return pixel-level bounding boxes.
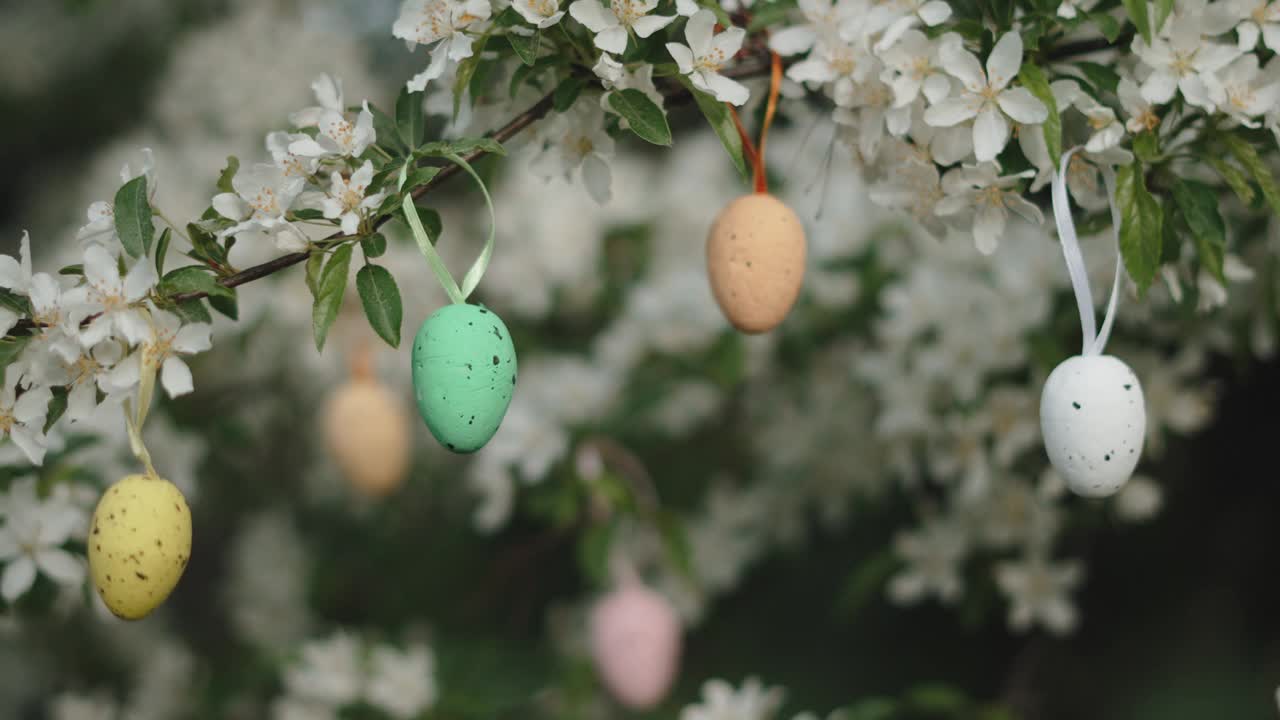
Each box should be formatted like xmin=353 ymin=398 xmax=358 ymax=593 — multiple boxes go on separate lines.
xmin=666 ymin=43 xmax=695 ymax=73
xmin=973 ymin=203 xmax=1006 ymax=254
xmin=1 ymin=556 xmax=36 ymax=601
xmin=161 ymin=356 xmax=195 ymax=398
xmin=972 ymin=104 xmax=1009 ymax=162
xmin=770 ymin=26 xmax=817 ymax=55
xmin=685 ymin=9 xmax=716 ymax=55
xmin=938 ymin=37 xmax=985 ymax=91
xmin=569 ymin=0 xmax=616 ymax=32
xmin=705 ymin=72 xmax=750 ymax=105
xmin=996 ymin=87 xmax=1048 ymax=123
xmin=594 ymin=26 xmax=629 ymax=53
xmin=986 ymin=32 xmax=1022 ymax=90
xmin=923 ymin=97 xmax=979 ymax=126
xmin=631 ymin=13 xmax=675 ymax=37
xmin=35 ymin=549 xmax=85 ymax=587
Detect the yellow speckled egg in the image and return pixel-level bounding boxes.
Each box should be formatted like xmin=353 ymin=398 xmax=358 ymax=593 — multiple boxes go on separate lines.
xmin=87 ymin=474 xmax=192 ymax=620
xmin=706 ymin=192 xmax=806 ymax=334
xmin=323 ymin=376 xmax=412 ymax=496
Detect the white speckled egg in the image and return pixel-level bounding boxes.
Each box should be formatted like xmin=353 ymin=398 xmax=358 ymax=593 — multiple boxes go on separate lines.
xmin=1040 ymin=355 xmax=1146 ymax=498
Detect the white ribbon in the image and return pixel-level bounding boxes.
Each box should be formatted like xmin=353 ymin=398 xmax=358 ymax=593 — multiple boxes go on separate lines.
xmin=1050 ymin=148 xmax=1124 ymax=357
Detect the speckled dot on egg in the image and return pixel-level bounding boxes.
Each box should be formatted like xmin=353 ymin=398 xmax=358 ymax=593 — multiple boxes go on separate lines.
xmin=411 ymin=303 xmax=517 ymax=453
xmin=87 ymin=475 xmax=192 ymax=620
xmin=1039 ymin=354 xmax=1146 ymax=497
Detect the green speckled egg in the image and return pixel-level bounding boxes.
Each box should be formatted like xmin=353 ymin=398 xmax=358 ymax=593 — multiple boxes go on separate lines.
xmin=411 ymin=303 xmax=517 ymax=453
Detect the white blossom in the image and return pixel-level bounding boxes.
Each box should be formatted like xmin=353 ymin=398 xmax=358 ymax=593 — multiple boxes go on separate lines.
xmin=532 ymin=103 xmax=616 ymax=204
xmin=282 ymin=631 xmax=364 ymax=707
xmin=106 ymin=310 xmax=212 ymax=399
xmin=879 ymin=29 xmax=950 ymax=109
xmin=393 ymin=0 xmax=493 ymax=90
xmin=1211 ymin=54 xmax=1280 ymax=126
xmin=364 ymin=643 xmax=438 ymax=719
xmin=1223 ymin=0 xmax=1280 ymax=50
xmin=1132 ymin=10 xmax=1240 ymax=108
xmin=666 ymin=10 xmax=750 ymax=106
xmin=863 ymin=0 xmax=952 ymax=52
xmin=267 ymin=131 xmax=322 ymax=179
xmin=994 ymin=552 xmax=1083 ymax=635
xmin=570 ymin=0 xmax=675 ymax=54
xmin=513 ymin=0 xmax=566 ymax=28
xmin=888 ymin=515 xmax=969 ymax=604
xmin=316 ymin=161 xmax=387 ymax=236
xmin=66 ymin=245 xmax=157 ymax=348
xmin=212 ymin=163 xmax=308 ymax=251
xmin=935 ymin=163 xmax=1043 ymax=254
xmin=787 ymin=39 xmax=876 ymax=107
xmin=770 ymin=0 xmax=864 ymax=56
xmin=923 ymin=32 xmax=1048 ymax=162
xmin=680 ymin=677 xmax=785 ymax=720
xmin=0 ymin=479 xmax=85 ymax=600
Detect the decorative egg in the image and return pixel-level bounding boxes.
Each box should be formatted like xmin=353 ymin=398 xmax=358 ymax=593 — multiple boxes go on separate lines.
xmin=411 ymin=303 xmax=517 ymax=453
xmin=706 ymin=193 xmax=806 ymax=334
xmin=323 ymin=376 xmax=412 ymax=496
xmin=88 ymin=474 xmax=192 ymax=620
xmin=590 ymin=583 xmax=682 ymax=710
xmin=1039 ymin=355 xmax=1146 ymax=497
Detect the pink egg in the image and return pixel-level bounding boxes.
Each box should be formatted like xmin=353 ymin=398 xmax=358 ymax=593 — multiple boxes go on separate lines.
xmin=589 ymin=583 xmax=682 ymax=709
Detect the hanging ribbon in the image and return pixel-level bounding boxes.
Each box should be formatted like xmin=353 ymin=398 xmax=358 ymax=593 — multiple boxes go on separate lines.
xmin=726 ymin=51 xmax=784 ymax=194
xmin=398 ymin=152 xmax=497 ymax=305
xmin=1050 ymin=147 xmax=1125 ymax=357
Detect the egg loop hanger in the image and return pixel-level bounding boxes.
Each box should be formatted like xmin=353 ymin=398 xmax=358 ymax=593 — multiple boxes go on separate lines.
xmin=398 ymin=153 xmax=497 ymax=306
xmin=727 ymin=51 xmax=784 ymax=194
xmin=1051 ymin=147 xmax=1124 ymax=357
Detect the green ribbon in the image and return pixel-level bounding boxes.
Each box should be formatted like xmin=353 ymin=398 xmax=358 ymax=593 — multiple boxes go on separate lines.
xmin=398 ymin=152 xmax=496 ymax=305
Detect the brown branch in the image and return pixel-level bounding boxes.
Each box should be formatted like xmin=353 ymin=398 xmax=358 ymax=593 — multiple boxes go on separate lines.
xmin=2 ymin=53 xmax=782 ymax=339
xmin=156 ymin=53 xmax=778 ymax=308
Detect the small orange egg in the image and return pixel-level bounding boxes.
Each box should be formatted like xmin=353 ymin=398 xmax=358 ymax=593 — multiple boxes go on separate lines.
xmin=705 ymin=193 xmax=806 ymax=334
xmin=323 ymin=377 xmax=412 ymax=496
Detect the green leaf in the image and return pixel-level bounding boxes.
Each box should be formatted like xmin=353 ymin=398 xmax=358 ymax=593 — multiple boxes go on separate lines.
xmin=453 ymin=35 xmax=490 ymax=118
xmin=1076 ymin=60 xmax=1120 ymax=93
xmin=368 ymin=102 xmax=406 ymax=155
xmin=403 ymin=165 xmax=442 ymax=191
xmin=1223 ymin=133 xmax=1280 ymax=216
xmin=1017 ymin=64 xmax=1061 ymax=168
xmin=305 ymin=250 xmax=325 ymax=297
xmin=416 ymin=137 xmax=507 ymax=158
xmin=291 ymin=208 xmax=327 ymax=221
xmin=1116 ymin=161 xmax=1163 ymax=294
xmin=312 ymin=245 xmax=353 ymax=351
xmin=361 ymin=233 xmax=388 ymax=259
xmin=1132 ymin=130 xmax=1159 ymax=162
xmin=159 ymin=266 xmax=234 ymax=300
xmin=505 ymin=31 xmax=538 ymax=66
xmin=1154 ymin=0 xmax=1175 ymax=32
xmin=1123 ymin=0 xmax=1152 ymax=44
xmin=355 ymin=265 xmax=402 ymax=347
xmin=0 ymin=336 xmax=31 ymax=381
xmin=576 ymin=521 xmax=616 ymax=586
xmin=209 ymin=292 xmax=239 ymax=320
xmin=1090 ymin=11 xmax=1122 ymax=41
xmin=1160 ymin=198 xmax=1183 ymax=264
xmin=59 ymin=264 xmax=84 ymax=276
xmin=607 ymin=89 xmax=673 ymax=146
xmin=113 ymin=176 xmax=154 ymax=258
xmin=216 ymin=156 xmax=239 ymax=194
xmin=186 ymin=223 xmax=228 ymax=267
xmin=404 ymin=205 xmax=444 ymax=242
xmin=747 ymin=0 xmax=796 ymax=31
xmin=1172 ymin=179 xmax=1227 ymax=284
xmin=0 ymin=290 xmax=30 ymax=317
xmin=396 ymin=88 xmax=426 ymax=151
xmin=657 ymin=511 xmax=694 ymax=580
xmin=43 ymin=387 xmax=67 ymax=434
xmin=173 ymin=298 xmax=212 ymax=324
xmin=685 ymin=81 xmax=748 ymax=181
xmin=553 ymin=76 xmax=586 ymax=112
xmin=1207 ymin=155 xmax=1256 ymax=205
xmin=154 ymin=227 xmax=171 ymax=275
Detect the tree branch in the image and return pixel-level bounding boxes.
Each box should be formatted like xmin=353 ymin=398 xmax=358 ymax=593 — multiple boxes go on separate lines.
xmin=158 ymin=54 xmax=779 ymax=307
